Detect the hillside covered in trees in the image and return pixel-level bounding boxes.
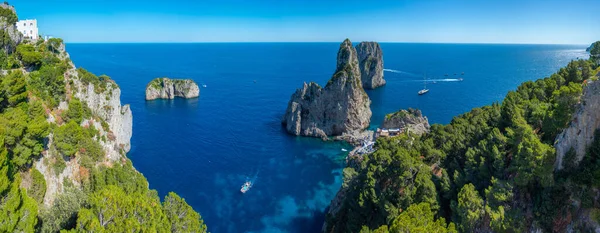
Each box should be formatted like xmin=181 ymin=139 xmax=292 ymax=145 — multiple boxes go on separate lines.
xmin=325 ymin=44 xmax=600 ymax=232
xmin=0 ymin=4 xmax=207 ymax=232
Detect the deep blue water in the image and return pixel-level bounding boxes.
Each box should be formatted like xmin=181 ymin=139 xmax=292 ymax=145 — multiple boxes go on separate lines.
xmin=66 ymin=43 xmax=588 ymax=233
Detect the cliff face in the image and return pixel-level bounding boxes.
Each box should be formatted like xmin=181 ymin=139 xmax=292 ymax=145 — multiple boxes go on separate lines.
xmin=555 ymin=80 xmax=600 ymax=170
xmin=0 ymin=3 xmax=23 ymax=53
xmin=282 ymin=39 xmax=372 ymax=139
xmin=145 ymin=78 xmax=200 ymax=100
xmin=32 ymin=43 xmax=134 ymax=206
xmin=382 ymin=108 xmax=430 ymax=136
xmin=356 ymin=42 xmax=385 ymax=89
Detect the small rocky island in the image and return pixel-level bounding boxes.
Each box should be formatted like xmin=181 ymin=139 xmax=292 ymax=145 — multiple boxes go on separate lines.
xmin=282 ymin=39 xmax=372 ymax=139
xmin=381 ymin=108 xmax=430 ymax=136
xmin=356 ymin=42 xmax=385 ymax=89
xmin=145 ymin=77 xmax=200 ymax=100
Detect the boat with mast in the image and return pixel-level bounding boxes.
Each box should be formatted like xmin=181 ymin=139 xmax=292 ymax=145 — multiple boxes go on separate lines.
xmin=418 ymin=73 xmax=429 ymax=95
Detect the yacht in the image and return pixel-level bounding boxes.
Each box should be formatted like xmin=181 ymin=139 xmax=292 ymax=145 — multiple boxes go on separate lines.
xmin=418 ymin=74 xmax=429 ymax=95
xmin=240 ymin=181 xmax=252 ymax=193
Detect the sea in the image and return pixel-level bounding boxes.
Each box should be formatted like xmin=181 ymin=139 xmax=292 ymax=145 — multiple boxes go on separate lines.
xmin=66 ymin=43 xmax=589 ymax=233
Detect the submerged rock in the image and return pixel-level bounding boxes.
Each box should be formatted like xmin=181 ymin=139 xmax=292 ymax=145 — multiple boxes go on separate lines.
xmin=356 ymin=42 xmax=385 ymax=89
xmin=282 ymin=39 xmax=372 ymax=139
xmin=382 ymin=108 xmax=430 ymax=136
xmin=145 ymin=78 xmax=200 ymax=100
xmin=555 ymin=79 xmax=600 ymax=170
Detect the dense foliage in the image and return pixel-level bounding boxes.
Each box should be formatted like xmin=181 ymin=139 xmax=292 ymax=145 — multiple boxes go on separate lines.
xmin=326 ymin=58 xmax=599 ymax=233
xmin=589 ymin=41 xmax=600 ymax=56
xmin=0 ymin=12 xmax=208 ymax=231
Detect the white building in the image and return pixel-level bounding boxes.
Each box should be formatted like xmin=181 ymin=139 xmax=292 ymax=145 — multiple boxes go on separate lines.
xmin=16 ymin=19 xmax=38 ymax=40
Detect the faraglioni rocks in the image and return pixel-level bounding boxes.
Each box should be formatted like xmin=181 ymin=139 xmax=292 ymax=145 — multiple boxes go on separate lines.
xmin=555 ymin=79 xmax=600 ymax=170
xmin=356 ymin=42 xmax=385 ymax=89
xmin=145 ymin=78 xmax=200 ymax=100
xmin=282 ymin=39 xmax=372 ymax=139
xmin=382 ymin=108 xmax=430 ymax=136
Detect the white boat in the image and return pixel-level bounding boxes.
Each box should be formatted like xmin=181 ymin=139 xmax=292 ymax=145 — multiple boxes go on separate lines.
xmin=418 ymin=73 xmax=429 ymax=95
xmin=240 ymin=181 xmax=252 ymax=193
xmin=341 ymin=148 xmax=348 ymax=152
xmin=202 ymin=84 xmax=207 ymax=88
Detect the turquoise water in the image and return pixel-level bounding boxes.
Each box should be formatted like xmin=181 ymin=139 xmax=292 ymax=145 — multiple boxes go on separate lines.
xmin=66 ymin=43 xmax=588 ymax=233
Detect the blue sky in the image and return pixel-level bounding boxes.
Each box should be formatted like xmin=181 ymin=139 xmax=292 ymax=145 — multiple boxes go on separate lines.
xmin=12 ymin=0 xmax=600 ymax=44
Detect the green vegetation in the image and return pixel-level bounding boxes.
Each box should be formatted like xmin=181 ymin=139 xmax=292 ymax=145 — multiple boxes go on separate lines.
xmin=0 ymin=5 xmax=17 ymax=25
xmin=46 ymin=38 xmax=63 ymax=54
xmin=29 ymin=168 xmax=47 ymax=204
xmin=62 ymin=98 xmax=91 ymax=124
xmin=361 ymin=203 xmax=457 ymax=233
xmin=148 ymin=77 xmax=165 ymax=89
xmin=16 ymin=44 xmax=43 ymax=68
xmin=0 ymin=17 xmax=208 ymax=232
xmin=326 ymin=58 xmax=599 ymax=233
xmin=590 ymin=41 xmax=600 ymax=67
xmin=589 ymin=41 xmax=600 ymax=56
xmin=77 ymin=67 xmax=113 ymax=94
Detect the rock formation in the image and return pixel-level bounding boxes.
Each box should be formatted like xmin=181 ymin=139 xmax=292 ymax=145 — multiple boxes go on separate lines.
xmin=282 ymin=39 xmax=372 ymax=139
xmin=145 ymin=78 xmax=200 ymax=100
xmin=555 ymin=79 xmax=600 ymax=170
xmin=0 ymin=3 xmax=23 ymax=53
xmin=382 ymin=108 xmax=430 ymax=136
xmin=356 ymin=42 xmax=385 ymax=89
xmin=28 ymin=41 xmax=134 ymax=205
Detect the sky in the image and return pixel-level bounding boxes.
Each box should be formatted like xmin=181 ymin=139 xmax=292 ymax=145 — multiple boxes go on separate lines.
xmin=11 ymin=0 xmax=600 ymax=44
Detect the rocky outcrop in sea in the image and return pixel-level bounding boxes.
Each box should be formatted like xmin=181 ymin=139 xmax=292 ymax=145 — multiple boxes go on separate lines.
xmin=382 ymin=108 xmax=430 ymax=136
xmin=356 ymin=42 xmax=385 ymax=89
xmin=282 ymin=39 xmax=372 ymax=139
xmin=555 ymin=79 xmax=600 ymax=170
xmin=145 ymin=78 xmax=200 ymax=100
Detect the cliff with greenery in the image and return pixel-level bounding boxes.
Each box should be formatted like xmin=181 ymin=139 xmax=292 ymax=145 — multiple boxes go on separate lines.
xmin=0 ymin=4 xmax=207 ymax=232
xmin=325 ymin=44 xmax=600 ymax=232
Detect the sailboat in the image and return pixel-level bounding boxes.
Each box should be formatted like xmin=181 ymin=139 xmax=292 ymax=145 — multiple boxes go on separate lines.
xmin=418 ymin=73 xmax=429 ymax=95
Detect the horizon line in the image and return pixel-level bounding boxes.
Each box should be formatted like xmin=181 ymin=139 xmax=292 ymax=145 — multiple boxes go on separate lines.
xmin=63 ymin=41 xmax=590 ymax=46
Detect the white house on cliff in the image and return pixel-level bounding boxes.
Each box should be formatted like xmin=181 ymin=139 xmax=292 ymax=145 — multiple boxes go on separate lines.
xmin=16 ymin=19 xmax=38 ymax=40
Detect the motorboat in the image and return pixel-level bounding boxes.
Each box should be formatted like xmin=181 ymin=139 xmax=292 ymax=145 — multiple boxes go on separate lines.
xmin=240 ymin=181 xmax=252 ymax=193
xmin=418 ymin=73 xmax=429 ymax=95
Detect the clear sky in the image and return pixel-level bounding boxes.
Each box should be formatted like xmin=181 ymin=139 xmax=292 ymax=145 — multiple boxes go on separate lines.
xmin=11 ymin=0 xmax=600 ymax=44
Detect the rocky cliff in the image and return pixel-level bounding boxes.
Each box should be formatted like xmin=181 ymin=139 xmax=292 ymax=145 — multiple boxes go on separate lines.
xmin=32 ymin=43 xmax=134 ymax=205
xmin=382 ymin=108 xmax=430 ymax=136
xmin=555 ymin=79 xmax=600 ymax=170
xmin=282 ymin=39 xmax=372 ymax=139
xmin=0 ymin=3 xmax=23 ymax=53
xmin=145 ymin=78 xmax=200 ymax=100
xmin=356 ymin=42 xmax=385 ymax=89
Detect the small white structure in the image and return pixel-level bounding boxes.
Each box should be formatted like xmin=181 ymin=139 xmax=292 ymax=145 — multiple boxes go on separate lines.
xmin=16 ymin=19 xmax=38 ymax=40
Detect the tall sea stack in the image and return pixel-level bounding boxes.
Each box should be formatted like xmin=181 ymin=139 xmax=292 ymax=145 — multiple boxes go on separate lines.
xmin=356 ymin=42 xmax=385 ymax=89
xmin=282 ymin=39 xmax=372 ymax=139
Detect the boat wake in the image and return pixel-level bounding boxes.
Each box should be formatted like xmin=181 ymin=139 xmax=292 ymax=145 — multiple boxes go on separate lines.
xmin=427 ymin=78 xmax=463 ymax=82
xmin=383 ymin=69 xmax=421 ymax=77
xmin=383 ymin=68 xmax=402 ymax=73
